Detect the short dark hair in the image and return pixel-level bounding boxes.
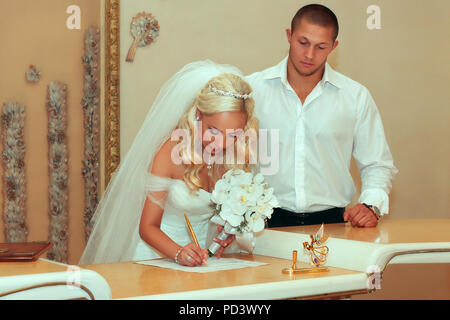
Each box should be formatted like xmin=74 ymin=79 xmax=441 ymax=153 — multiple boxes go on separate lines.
xmin=291 ymin=4 xmax=339 ymax=41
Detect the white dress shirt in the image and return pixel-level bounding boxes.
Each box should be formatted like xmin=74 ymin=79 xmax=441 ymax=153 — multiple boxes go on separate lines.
xmin=245 ymin=57 xmax=398 ymax=215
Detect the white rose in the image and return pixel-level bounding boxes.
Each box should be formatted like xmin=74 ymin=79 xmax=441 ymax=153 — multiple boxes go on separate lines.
xmin=253 ymin=173 xmax=264 ymax=185
xmin=254 ymin=202 xmax=274 ymax=219
xmin=248 ymin=183 xmax=264 ymax=200
xmin=219 ymin=202 xmax=245 ymax=227
xmin=228 ymin=186 xmax=252 ymax=211
xmin=229 ymin=170 xmax=252 ymax=187
xmin=222 ymin=169 xmax=235 ymax=181
xmin=245 ymin=210 xmax=265 ymax=233
xmin=211 ymin=178 xmax=231 ymax=204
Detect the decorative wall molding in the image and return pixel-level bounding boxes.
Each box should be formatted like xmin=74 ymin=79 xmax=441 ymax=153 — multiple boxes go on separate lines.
xmin=1 ymin=102 xmax=27 ymax=242
xmin=82 ymin=26 xmax=101 ymax=242
xmin=25 ymin=65 xmax=41 ymax=83
xmin=47 ymin=81 xmax=69 ymax=263
xmin=105 ymin=0 xmax=120 ymax=186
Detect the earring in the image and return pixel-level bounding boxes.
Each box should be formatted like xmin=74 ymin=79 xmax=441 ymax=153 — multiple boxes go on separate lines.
xmin=195 ymin=116 xmax=200 ymax=121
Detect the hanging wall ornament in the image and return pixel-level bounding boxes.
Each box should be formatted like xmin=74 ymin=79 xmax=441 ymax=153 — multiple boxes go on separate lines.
xmin=26 ymin=65 xmax=41 ymax=83
xmin=46 ymin=81 xmax=69 ymax=263
xmin=81 ymin=26 xmax=101 ymax=242
xmin=126 ymin=12 xmax=160 ymax=62
xmin=1 ymin=102 xmax=28 ymax=243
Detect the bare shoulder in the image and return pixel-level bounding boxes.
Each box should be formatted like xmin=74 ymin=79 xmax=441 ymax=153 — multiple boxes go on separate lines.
xmin=149 ymin=138 xmax=184 ymax=179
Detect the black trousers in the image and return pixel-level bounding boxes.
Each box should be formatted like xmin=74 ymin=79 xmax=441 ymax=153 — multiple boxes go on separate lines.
xmin=268 ymin=207 xmax=346 ymax=227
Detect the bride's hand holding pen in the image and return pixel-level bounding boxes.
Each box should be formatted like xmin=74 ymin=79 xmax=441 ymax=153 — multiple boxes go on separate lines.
xmin=182 ymin=213 xmax=208 ymax=266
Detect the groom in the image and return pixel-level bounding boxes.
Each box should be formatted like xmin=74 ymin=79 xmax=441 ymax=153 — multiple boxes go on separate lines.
xmin=246 ymin=4 xmax=397 ymax=228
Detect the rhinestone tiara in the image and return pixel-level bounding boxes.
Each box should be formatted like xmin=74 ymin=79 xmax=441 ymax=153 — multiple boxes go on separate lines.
xmin=209 ymin=85 xmax=252 ymax=100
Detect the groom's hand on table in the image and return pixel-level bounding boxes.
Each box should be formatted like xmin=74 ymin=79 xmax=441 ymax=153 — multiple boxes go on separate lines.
xmin=344 ymin=203 xmax=378 ymax=228
xmin=214 ymin=226 xmax=236 ymax=259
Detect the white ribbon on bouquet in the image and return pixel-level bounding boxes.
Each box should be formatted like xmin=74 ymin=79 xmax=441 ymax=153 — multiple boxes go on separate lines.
xmin=209 ymin=215 xmax=256 ymax=255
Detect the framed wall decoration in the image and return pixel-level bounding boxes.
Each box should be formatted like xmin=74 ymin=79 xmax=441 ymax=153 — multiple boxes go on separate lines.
xmin=104 ymin=0 xmax=121 ymax=188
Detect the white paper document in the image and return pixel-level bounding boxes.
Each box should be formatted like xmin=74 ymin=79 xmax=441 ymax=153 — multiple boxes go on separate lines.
xmin=135 ymin=257 xmax=268 ymax=273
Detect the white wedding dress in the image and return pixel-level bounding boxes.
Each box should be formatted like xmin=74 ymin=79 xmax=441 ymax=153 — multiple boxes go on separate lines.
xmin=132 ymin=173 xmax=216 ymax=261
xmin=79 ymin=61 xmax=248 ymax=265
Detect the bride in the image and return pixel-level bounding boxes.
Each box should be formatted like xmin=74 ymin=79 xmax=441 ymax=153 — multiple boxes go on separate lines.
xmin=79 ymin=60 xmax=258 ymax=266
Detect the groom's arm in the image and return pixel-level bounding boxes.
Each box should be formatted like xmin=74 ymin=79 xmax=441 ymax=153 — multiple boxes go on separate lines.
xmin=351 ymin=88 xmax=398 ymax=220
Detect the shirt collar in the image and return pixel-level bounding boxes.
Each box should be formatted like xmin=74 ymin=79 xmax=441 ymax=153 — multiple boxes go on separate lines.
xmin=263 ymin=56 xmax=341 ymax=89
xmin=321 ymin=62 xmax=341 ymax=89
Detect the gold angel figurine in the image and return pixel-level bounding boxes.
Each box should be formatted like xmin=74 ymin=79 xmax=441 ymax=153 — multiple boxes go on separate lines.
xmin=303 ymin=223 xmax=329 ymax=266
xmin=126 ymin=12 xmax=160 ymax=62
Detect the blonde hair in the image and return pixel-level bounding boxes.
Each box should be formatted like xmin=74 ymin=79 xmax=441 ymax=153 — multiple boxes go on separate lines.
xmin=176 ymin=73 xmax=258 ymax=193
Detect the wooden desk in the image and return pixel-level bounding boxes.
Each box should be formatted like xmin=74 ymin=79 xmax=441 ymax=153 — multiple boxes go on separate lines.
xmin=256 ymin=219 xmax=450 ymax=270
xmin=79 ymin=219 xmax=450 ymax=299
xmin=2 ymin=219 xmax=448 ymax=300
xmin=81 ymin=253 xmax=367 ymax=300
xmin=0 ymin=259 xmax=111 ymax=300
xmin=0 ymin=258 xmax=69 ymax=277
xmin=272 ymin=219 xmax=450 ymax=244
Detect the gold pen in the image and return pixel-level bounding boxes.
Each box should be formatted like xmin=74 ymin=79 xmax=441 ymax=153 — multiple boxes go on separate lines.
xmin=184 ymin=213 xmax=206 ymax=265
xmin=184 ymin=213 xmax=200 ymax=247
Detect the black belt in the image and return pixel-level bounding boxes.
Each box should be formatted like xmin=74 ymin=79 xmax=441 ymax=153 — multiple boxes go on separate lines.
xmin=268 ymin=207 xmax=346 ymax=227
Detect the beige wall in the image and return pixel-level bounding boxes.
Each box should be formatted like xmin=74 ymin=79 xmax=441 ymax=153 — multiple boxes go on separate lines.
xmin=0 ymin=0 xmax=101 ymax=264
xmin=120 ymin=0 xmax=450 ymax=221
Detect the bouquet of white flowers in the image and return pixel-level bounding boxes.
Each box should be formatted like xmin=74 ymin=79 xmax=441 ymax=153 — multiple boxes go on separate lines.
xmin=208 ymin=169 xmax=279 ymax=256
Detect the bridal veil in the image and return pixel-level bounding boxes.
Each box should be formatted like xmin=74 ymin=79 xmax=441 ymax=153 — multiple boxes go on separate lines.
xmin=79 ymin=60 xmax=245 ymax=264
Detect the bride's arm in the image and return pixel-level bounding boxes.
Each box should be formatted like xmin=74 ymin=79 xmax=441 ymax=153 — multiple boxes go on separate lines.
xmin=139 ymin=197 xmax=195 ymax=263
xmin=138 ymin=140 xmax=207 ymax=266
